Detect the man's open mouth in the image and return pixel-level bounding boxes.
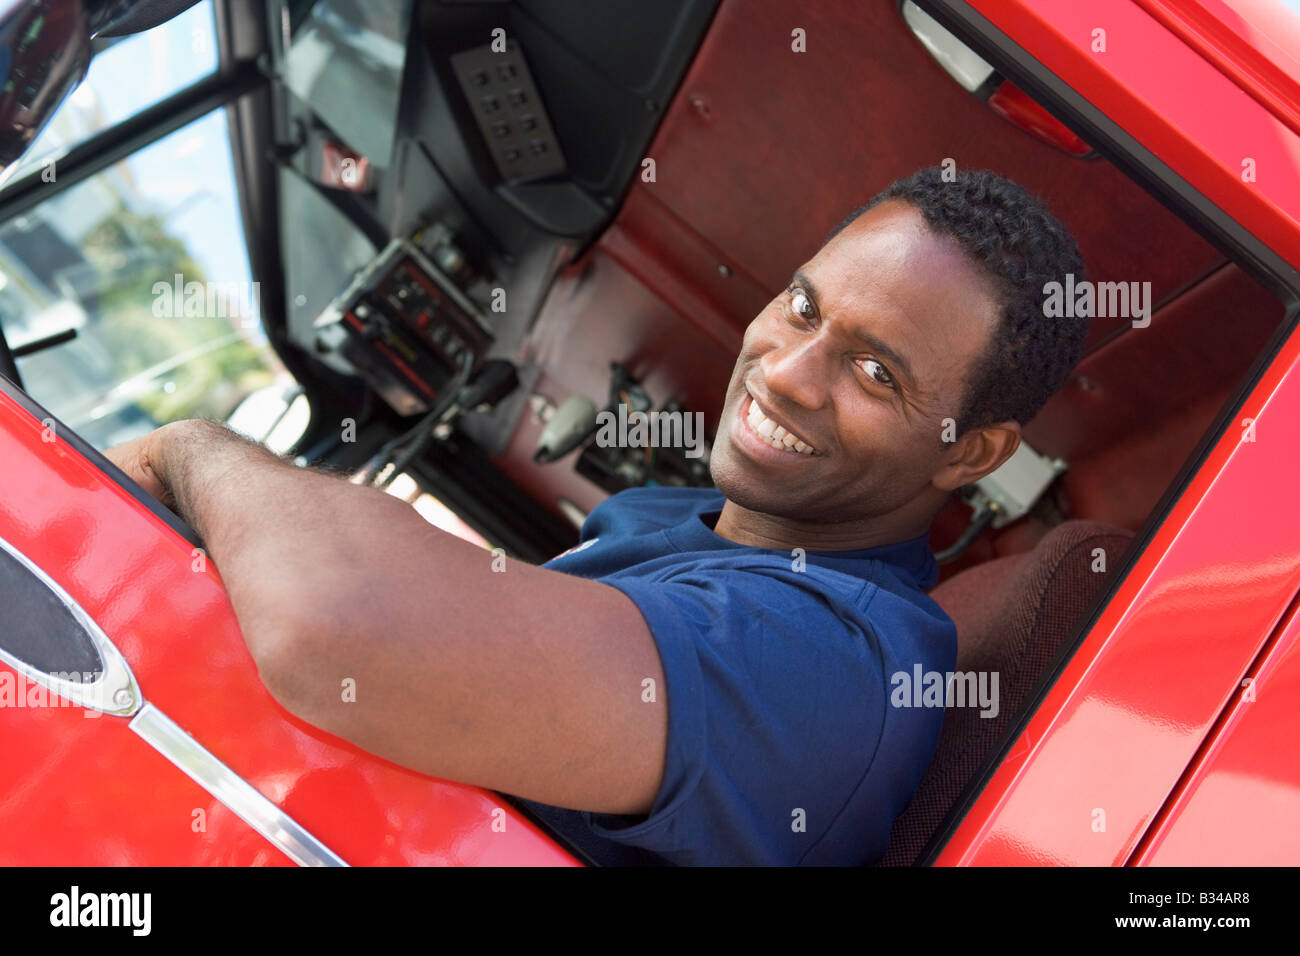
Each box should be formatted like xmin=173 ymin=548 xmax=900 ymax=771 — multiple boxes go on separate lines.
xmin=742 ymin=391 xmax=819 ymax=455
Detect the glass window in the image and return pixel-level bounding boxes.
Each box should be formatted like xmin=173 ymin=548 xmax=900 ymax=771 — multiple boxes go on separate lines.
xmin=0 ymin=108 xmax=298 ymax=451
xmin=6 ymin=1 xmax=220 ymax=184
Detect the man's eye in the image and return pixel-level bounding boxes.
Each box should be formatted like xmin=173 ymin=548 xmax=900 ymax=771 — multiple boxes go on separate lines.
xmin=860 ymin=358 xmax=895 ymax=389
xmin=789 ymin=288 xmax=815 ymax=321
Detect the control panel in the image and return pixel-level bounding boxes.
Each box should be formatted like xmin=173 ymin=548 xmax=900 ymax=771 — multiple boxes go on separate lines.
xmin=312 ymin=239 xmax=493 ymax=416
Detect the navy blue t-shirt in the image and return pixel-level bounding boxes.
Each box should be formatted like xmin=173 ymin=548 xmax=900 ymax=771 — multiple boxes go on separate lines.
xmin=515 ymin=486 xmax=956 ymax=866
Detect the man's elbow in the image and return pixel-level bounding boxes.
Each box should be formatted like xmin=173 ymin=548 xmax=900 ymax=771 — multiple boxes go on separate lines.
xmin=238 ymin=584 xmax=341 ymax=722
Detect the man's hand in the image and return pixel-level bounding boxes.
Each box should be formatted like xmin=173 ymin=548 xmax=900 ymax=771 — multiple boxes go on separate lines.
xmin=102 ymin=423 xmax=177 ymax=508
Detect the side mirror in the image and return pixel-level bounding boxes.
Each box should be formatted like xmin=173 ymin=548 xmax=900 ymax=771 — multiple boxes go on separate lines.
xmin=0 ymin=0 xmax=93 ymax=175
xmin=0 ymin=0 xmax=203 ymax=180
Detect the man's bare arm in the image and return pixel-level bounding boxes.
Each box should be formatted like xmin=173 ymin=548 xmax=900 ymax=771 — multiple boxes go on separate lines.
xmin=105 ymin=419 xmax=668 ymax=814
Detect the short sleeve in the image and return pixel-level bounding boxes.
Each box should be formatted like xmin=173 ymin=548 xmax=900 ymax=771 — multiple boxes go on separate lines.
xmin=580 ymin=566 xmax=889 ymax=865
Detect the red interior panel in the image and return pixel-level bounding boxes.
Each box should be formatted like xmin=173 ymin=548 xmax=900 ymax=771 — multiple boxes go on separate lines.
xmin=1027 ymin=263 xmax=1284 ymax=529
xmin=630 ymin=0 xmax=1223 ymax=347
xmin=502 ymin=0 xmax=1282 ymax=564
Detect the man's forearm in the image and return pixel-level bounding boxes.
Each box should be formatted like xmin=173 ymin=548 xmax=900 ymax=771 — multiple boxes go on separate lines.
xmin=119 ymin=419 xmax=669 ymax=809
xmin=145 ymin=419 xmax=421 ymax=702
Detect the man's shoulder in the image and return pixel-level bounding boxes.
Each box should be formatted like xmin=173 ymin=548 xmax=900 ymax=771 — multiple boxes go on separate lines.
xmin=533 ymin=493 xmax=957 ymax=866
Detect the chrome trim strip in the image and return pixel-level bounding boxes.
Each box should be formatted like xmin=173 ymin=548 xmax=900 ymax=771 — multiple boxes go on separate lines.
xmin=129 ymin=703 xmax=348 ymax=867
xmin=0 ymin=533 xmax=142 ymax=716
xmin=0 ymin=534 xmax=346 ymax=865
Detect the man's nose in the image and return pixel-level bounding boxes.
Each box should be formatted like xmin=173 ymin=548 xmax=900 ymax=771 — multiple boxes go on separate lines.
xmin=760 ymin=337 xmax=831 ymax=410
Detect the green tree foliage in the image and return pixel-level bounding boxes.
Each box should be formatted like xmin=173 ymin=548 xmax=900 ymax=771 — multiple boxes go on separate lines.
xmin=80 ymin=202 xmax=277 ymax=422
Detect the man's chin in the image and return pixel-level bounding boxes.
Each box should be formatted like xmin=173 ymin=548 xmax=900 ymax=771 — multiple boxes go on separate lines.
xmin=710 ymin=444 xmax=811 ymax=521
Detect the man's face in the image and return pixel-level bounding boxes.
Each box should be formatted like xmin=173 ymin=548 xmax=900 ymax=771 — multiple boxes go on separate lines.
xmin=709 ymin=200 xmax=1006 ymax=532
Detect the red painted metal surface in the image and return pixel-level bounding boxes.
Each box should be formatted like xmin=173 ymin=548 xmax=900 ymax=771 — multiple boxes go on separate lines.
xmin=0 ymin=390 xmax=579 ymax=866
xmin=1132 ymin=588 xmax=1300 ymax=865
xmin=1132 ymin=0 xmax=1300 ymax=136
xmin=967 ymin=0 xmax=1300 ymax=272
xmin=934 ymin=312 xmax=1300 ymax=865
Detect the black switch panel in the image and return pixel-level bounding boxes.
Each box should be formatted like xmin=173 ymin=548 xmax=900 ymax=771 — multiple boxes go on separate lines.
xmin=313 ymin=240 xmax=494 ymax=416
xmin=450 ymin=40 xmax=567 ymax=185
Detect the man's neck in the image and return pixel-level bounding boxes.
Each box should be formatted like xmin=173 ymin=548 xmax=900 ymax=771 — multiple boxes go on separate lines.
xmin=711 ymin=498 xmax=934 ymax=552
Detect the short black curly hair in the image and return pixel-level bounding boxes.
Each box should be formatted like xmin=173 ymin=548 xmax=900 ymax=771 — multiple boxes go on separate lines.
xmin=827 ymin=167 xmax=1088 ymax=437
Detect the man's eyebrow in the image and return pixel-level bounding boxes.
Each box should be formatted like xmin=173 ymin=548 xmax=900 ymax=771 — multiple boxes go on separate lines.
xmin=791 ymin=270 xmax=818 ymax=301
xmin=852 ymin=328 xmax=915 ymax=386
xmin=790 ymin=270 xmax=916 ymax=386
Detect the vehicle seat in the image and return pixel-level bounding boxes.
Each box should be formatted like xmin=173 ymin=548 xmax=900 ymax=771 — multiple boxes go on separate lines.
xmin=876 ymin=519 xmax=1136 ymax=866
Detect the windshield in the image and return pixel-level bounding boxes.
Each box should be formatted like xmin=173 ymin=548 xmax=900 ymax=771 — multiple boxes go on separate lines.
xmin=0 ymin=1 xmax=302 ymax=451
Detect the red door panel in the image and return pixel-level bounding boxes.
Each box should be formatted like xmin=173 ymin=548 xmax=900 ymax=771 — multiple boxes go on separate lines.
xmin=934 ymin=316 xmax=1300 ymax=865
xmin=0 ymin=388 xmax=578 ymax=866
xmin=1132 ymin=589 xmax=1300 ymax=865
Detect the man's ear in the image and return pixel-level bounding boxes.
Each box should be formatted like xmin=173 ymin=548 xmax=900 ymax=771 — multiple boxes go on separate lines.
xmin=932 ymin=421 xmax=1021 ymax=493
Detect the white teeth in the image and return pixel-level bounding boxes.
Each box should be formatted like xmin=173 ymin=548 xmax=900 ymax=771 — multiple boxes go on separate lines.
xmin=744 ymin=396 xmax=817 ymax=455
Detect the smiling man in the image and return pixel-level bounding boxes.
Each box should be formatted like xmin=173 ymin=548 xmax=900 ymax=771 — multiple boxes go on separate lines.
xmin=106 ymin=167 xmax=1087 ymax=866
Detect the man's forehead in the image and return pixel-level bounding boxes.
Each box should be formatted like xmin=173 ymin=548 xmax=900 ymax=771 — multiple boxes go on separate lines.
xmin=804 ymin=201 xmax=1000 ymax=320
xmin=799 ymin=206 xmax=934 ymax=322
xmin=814 ymin=202 xmax=943 ymax=282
